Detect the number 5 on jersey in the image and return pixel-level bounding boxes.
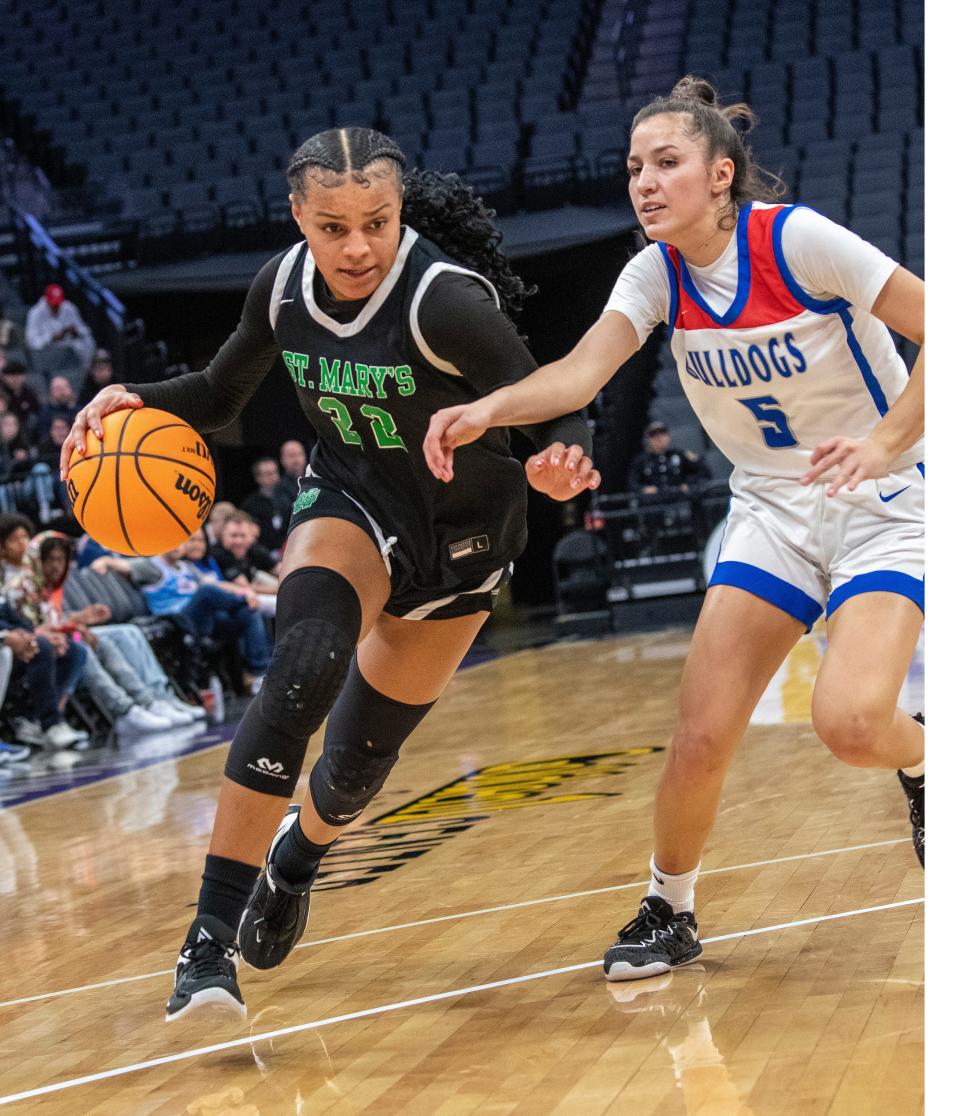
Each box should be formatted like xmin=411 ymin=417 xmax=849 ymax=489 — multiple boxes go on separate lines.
xmin=737 ymin=394 xmax=798 ymax=449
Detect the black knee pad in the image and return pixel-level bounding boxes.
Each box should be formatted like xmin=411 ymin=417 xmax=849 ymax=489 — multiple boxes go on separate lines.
xmin=309 ymin=659 xmax=435 ymax=825
xmin=224 ymin=568 xmax=362 ymax=796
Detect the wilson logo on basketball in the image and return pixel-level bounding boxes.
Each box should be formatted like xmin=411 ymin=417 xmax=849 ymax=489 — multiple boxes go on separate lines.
xmin=182 ymin=440 xmax=211 ymax=460
xmin=174 ymin=472 xmax=213 ymax=520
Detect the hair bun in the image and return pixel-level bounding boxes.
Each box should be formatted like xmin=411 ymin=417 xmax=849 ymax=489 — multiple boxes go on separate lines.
xmin=670 ymin=75 xmax=719 ymax=107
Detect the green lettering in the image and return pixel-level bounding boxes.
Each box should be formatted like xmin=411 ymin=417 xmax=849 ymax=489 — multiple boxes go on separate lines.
xmin=354 ymin=363 xmax=372 ymax=398
xmin=340 ymin=360 xmax=357 ymax=396
xmin=369 ymin=366 xmax=391 ymax=399
xmin=394 ymin=364 xmax=415 ymax=396
xmin=318 ymin=356 xmax=341 ymax=393
xmin=282 ymin=350 xmax=309 ymax=387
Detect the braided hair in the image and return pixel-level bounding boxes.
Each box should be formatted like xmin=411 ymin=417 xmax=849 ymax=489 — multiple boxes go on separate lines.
xmin=632 ymin=75 xmax=786 ymax=233
xmin=287 ymin=127 xmax=535 ymax=320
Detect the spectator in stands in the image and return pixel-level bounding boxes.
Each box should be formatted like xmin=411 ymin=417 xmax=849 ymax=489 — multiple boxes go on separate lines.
xmin=212 ymin=511 xmax=280 ymax=583
xmin=0 ymin=301 xmax=24 ymax=353
xmin=204 ymin=501 xmax=236 ymax=548
xmin=35 ymin=415 xmax=71 ymax=472
xmin=0 ymin=357 xmax=41 ymax=434
xmin=78 ymin=348 xmax=116 ymax=408
xmin=0 ymin=413 xmax=33 ymax=481
xmin=210 ymin=511 xmax=279 ymax=616
xmin=25 ymin=284 xmax=95 ymax=387
xmin=627 ymin=421 xmax=710 ymax=497
xmin=240 ymin=456 xmax=288 ymax=557
xmin=0 ymin=595 xmax=88 ymax=750
xmin=98 ymin=545 xmax=270 ymax=690
xmin=181 ymin=529 xmax=224 ymax=580
xmin=278 ymin=439 xmax=307 ymax=502
xmin=37 ymin=376 xmax=78 ymax=432
xmin=13 ymin=532 xmax=201 ymax=731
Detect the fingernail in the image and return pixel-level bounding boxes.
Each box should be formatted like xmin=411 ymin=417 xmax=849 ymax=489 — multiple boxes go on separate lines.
xmin=551 ymin=457 xmax=559 ymax=466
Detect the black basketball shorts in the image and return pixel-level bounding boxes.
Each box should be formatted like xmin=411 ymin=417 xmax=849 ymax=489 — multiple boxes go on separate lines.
xmin=286 ymin=474 xmax=512 ymax=621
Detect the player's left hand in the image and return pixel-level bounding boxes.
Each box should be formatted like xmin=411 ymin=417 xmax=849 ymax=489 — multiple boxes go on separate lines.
xmin=525 ymin=443 xmax=601 ymax=501
xmin=801 ymin=435 xmax=894 ymax=497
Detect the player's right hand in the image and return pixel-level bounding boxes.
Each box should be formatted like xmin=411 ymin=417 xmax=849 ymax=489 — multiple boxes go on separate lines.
xmin=60 ymin=384 xmax=144 ymax=479
xmin=423 ymin=402 xmax=493 ymax=483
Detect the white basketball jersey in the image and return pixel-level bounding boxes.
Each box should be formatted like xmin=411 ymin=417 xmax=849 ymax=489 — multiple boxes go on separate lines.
xmin=656 ymin=203 xmax=922 ymax=478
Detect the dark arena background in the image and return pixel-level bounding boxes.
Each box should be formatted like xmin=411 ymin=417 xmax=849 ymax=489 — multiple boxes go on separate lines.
xmin=0 ymin=1 xmax=925 ymax=1112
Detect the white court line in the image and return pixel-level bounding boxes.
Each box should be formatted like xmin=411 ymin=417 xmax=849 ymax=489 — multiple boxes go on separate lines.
xmin=0 ymin=836 xmax=910 ymax=1010
xmin=0 ymin=897 xmax=924 ymax=1108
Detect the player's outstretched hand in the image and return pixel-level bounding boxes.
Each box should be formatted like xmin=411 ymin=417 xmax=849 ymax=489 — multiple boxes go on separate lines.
xmin=525 ymin=443 xmax=601 ymax=501
xmin=800 ymin=435 xmax=894 ymax=497
xmin=60 ymin=384 xmax=144 ymax=479
xmin=423 ymin=402 xmax=494 ymax=482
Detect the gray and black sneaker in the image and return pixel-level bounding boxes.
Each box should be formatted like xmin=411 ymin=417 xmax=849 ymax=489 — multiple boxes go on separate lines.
xmin=897 ymin=713 xmax=925 ymax=867
xmin=239 ymin=806 xmax=315 ymax=970
xmin=603 ymin=896 xmax=703 ymax=982
xmin=165 ymin=916 xmax=245 ymax=1022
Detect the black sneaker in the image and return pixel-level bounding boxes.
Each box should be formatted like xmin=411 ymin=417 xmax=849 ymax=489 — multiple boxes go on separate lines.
xmin=897 ymin=713 xmax=924 ymax=867
xmin=239 ymin=805 xmax=315 ymax=970
xmin=165 ymin=916 xmax=245 ymax=1022
xmin=603 ymin=895 xmax=703 ymax=982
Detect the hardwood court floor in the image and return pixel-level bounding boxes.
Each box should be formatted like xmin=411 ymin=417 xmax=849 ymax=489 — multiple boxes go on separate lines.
xmin=0 ymin=626 xmax=923 ymax=1114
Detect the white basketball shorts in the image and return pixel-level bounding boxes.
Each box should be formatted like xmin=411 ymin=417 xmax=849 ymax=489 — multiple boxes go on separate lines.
xmin=708 ymin=462 xmax=924 ymax=628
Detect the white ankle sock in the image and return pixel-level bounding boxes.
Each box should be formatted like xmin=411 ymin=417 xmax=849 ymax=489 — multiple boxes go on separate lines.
xmin=648 ymin=855 xmax=700 ymax=913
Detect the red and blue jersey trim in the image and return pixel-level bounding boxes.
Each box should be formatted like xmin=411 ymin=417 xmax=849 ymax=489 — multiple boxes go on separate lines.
xmin=660 ymin=203 xmax=820 ymax=332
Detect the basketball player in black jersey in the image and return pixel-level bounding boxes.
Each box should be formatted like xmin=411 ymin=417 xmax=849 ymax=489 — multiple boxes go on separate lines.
xmin=63 ymin=128 xmax=600 ymax=1021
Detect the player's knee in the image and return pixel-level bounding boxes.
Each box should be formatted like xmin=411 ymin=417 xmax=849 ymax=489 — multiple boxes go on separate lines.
xmin=668 ymin=723 xmax=732 ymax=781
xmin=813 ymin=703 xmax=892 ymax=767
xmin=309 ymin=660 xmax=434 ymax=826
xmin=222 ymin=567 xmax=363 ymax=794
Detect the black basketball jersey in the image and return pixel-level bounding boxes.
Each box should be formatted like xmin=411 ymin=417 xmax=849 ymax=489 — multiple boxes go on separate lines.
xmin=270 ymin=227 xmax=528 ymax=589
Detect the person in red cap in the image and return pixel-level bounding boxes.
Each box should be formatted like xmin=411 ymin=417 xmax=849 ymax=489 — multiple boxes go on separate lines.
xmin=25 ymin=282 xmax=95 ymax=387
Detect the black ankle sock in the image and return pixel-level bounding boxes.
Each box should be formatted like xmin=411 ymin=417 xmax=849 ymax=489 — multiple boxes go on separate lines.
xmin=273 ymin=815 xmax=335 ymax=887
xmin=197 ymin=854 xmax=262 ymax=936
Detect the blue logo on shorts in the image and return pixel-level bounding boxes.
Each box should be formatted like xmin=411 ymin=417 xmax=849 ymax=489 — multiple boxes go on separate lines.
xmin=878 ymin=485 xmax=911 ymax=503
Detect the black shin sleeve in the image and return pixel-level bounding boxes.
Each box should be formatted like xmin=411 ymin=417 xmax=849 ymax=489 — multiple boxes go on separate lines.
xmin=309 ymin=658 xmax=436 ymax=826
xmin=224 ymin=568 xmax=362 ymax=795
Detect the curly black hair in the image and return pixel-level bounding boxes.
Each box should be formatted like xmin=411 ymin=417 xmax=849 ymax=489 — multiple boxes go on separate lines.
xmin=286 ymin=127 xmax=535 ymax=321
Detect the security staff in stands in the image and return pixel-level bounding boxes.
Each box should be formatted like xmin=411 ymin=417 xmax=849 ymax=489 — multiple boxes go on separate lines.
xmin=627 ymin=420 xmax=711 ymax=496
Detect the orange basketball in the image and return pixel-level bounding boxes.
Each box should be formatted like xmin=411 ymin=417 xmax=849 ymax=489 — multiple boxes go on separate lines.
xmin=66 ymin=407 xmax=216 ymax=557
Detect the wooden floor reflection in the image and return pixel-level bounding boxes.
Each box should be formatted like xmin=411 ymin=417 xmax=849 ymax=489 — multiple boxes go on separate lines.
xmin=0 ymin=625 xmax=923 ymax=1114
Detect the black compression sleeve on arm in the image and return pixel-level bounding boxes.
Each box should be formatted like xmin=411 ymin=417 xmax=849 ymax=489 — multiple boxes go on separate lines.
xmin=132 ymin=255 xmax=283 ymax=433
xmin=418 ymin=274 xmax=593 ymax=456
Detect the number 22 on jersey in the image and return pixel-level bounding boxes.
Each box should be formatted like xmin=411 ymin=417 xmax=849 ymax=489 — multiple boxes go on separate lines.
xmin=318 ymin=397 xmax=407 ymax=451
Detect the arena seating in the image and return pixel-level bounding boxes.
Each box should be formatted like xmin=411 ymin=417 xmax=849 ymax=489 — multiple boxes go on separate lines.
xmin=0 ymin=0 xmax=922 ymax=282
xmin=0 ymin=0 xmax=923 ymax=495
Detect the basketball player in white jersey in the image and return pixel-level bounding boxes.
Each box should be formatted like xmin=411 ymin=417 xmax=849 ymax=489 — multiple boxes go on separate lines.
xmin=424 ymin=76 xmax=924 ymax=980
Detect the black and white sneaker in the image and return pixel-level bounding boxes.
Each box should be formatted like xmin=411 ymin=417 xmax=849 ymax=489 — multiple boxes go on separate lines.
xmin=897 ymin=714 xmax=924 ymax=867
xmin=603 ymin=896 xmax=703 ymax=982
xmin=165 ymin=916 xmax=245 ymax=1022
xmin=239 ymin=806 xmax=315 ymax=970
